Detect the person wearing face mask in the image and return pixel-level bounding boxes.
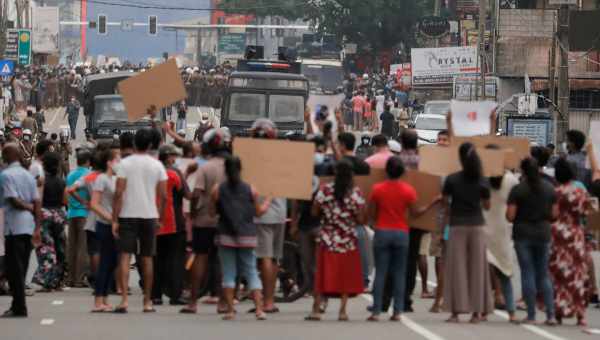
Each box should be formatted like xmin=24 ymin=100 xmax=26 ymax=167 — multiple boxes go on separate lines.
xmin=19 ymin=129 xmax=34 ymax=168
xmin=355 ymin=134 xmax=373 ymax=160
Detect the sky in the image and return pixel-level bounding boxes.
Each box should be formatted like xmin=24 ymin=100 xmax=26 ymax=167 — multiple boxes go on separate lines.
xmin=84 ymin=0 xmax=211 ymax=62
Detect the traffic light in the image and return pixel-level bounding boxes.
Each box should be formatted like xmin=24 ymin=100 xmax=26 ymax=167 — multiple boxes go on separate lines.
xmin=98 ymin=15 xmax=107 ymax=35
xmin=149 ymin=15 xmax=157 ymax=36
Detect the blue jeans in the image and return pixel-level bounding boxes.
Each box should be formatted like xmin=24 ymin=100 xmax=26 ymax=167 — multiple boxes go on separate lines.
xmin=218 ymin=246 xmax=262 ymax=290
xmin=514 ymin=240 xmax=555 ymax=321
xmin=494 ymin=266 xmax=515 ymax=314
xmin=176 ymin=117 xmax=187 ymax=132
xmin=356 ymin=225 xmax=370 ymax=287
xmin=94 ymin=222 xmax=118 ymax=297
xmin=372 ymin=229 xmax=409 ymax=315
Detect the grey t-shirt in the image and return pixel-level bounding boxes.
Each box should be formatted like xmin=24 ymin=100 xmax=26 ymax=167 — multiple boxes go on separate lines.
xmin=507 ymin=179 xmax=557 ymax=242
xmin=442 ymin=171 xmax=491 ymax=227
xmin=254 ymin=197 xmax=287 ymax=225
xmin=91 ymin=173 xmax=116 ymax=225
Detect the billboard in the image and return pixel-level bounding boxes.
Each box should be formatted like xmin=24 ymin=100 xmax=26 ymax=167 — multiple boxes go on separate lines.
xmin=411 ymin=46 xmax=479 ymax=85
xmin=32 ymin=6 xmax=60 ymax=54
xmin=210 ymin=0 xmax=254 ymax=25
xmin=218 ymin=33 xmax=246 ymax=54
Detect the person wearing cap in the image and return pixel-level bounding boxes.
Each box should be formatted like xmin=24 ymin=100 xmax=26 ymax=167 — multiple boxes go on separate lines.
xmin=176 ymin=100 xmax=188 ymax=132
xmin=248 ymin=119 xmax=286 ymax=314
xmin=388 ymin=140 xmax=402 ymax=156
xmin=152 ymin=144 xmax=187 ymax=306
xmin=21 ymin=110 xmax=38 ymax=137
xmin=19 ymin=129 xmax=34 ymax=168
xmin=112 ymin=128 xmax=168 ymax=313
xmin=181 ymin=128 xmax=230 ymax=314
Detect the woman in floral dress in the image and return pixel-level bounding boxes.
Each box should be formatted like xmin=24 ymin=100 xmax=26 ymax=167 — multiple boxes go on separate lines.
xmin=306 ymin=160 xmax=366 ymax=322
xmin=550 ymin=158 xmax=598 ymax=326
xmin=32 ymin=152 xmax=66 ymax=291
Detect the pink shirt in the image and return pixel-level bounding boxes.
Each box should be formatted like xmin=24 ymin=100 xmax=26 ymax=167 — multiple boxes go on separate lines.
xmin=365 ymin=150 xmax=393 ymax=169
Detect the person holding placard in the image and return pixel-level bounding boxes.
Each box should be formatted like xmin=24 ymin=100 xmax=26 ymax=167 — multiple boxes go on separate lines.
xmin=366 ymin=156 xmax=438 ymax=322
xmin=306 ymin=160 xmax=366 ymax=322
xmin=506 ymin=157 xmax=558 ymax=325
xmin=482 ymin=144 xmax=519 ymax=323
xmin=442 ymin=143 xmax=493 ymax=323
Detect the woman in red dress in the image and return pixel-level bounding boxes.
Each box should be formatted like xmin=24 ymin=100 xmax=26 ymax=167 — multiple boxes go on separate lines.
xmin=306 ymin=160 xmax=366 ymax=321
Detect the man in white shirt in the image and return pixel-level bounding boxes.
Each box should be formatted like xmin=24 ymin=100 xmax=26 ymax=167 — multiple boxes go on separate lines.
xmin=112 ymin=128 xmax=167 ymax=313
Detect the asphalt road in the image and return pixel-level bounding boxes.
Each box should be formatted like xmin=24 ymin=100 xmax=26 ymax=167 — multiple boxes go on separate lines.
xmin=8 ymin=106 xmax=600 ymax=340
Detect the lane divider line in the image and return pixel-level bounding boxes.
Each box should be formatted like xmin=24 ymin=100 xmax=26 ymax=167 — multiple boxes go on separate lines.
xmin=361 ymin=294 xmax=447 ymax=340
xmin=51 ymin=300 xmax=64 ymax=305
xmin=40 ymin=318 xmax=55 ymax=325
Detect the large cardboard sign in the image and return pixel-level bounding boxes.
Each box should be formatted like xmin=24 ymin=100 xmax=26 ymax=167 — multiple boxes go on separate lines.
xmin=320 ymin=169 xmax=442 ymax=232
xmin=452 ymin=135 xmax=530 ymax=169
xmin=233 ymin=138 xmax=315 ymax=200
xmin=118 ymin=59 xmax=187 ymax=122
xmin=404 ymin=170 xmax=442 ymax=232
xmin=419 ymin=145 xmax=505 ymax=177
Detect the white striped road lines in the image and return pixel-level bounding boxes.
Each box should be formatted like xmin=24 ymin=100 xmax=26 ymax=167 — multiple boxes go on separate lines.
xmin=40 ymin=318 xmax=55 ymax=325
xmin=361 ymin=294 xmax=447 ymax=340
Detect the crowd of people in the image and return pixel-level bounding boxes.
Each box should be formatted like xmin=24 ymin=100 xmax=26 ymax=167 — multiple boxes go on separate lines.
xmin=0 ymin=71 xmax=599 ymax=326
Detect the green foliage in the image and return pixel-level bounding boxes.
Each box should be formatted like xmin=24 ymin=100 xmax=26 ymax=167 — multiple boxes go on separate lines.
xmin=218 ymin=0 xmax=435 ymax=51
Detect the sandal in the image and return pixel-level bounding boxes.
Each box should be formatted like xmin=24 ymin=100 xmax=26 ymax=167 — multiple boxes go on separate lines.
xmin=256 ymin=312 xmax=267 ymax=321
xmin=338 ymin=314 xmax=349 ymax=322
xmin=544 ymin=320 xmax=557 ymax=326
xmin=577 ymin=319 xmax=588 ymax=327
xmin=421 ymin=292 xmax=435 ymax=299
xmin=222 ymin=313 xmax=236 ymax=321
xmin=113 ymin=306 xmax=128 ymax=314
xmin=367 ymin=315 xmax=379 ymax=322
xmin=304 ymin=313 xmax=322 ymax=321
xmin=390 ymin=314 xmax=402 ymax=322
xmin=429 ymin=305 xmax=441 ymax=313
xmin=445 ymin=316 xmax=459 ymax=323
xmin=179 ymin=307 xmax=197 ymax=314
xmin=143 ymin=308 xmax=156 ymax=313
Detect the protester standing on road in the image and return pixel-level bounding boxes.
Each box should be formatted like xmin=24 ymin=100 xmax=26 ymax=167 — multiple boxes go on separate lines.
xmin=32 ymin=152 xmax=66 ymax=292
xmin=367 ymin=156 xmax=437 ymax=322
xmin=211 ymin=156 xmax=271 ymax=320
xmin=507 ymin=157 xmax=558 ymax=325
xmin=306 ymin=160 xmax=366 ymax=322
xmin=112 ymin=128 xmax=168 ymax=313
xmin=65 ymin=96 xmax=80 ymax=140
xmin=1 ymin=144 xmax=41 ymax=318
xmin=442 ymin=143 xmax=493 ymax=323
xmin=65 ymin=149 xmax=91 ymax=288
xmin=482 ymin=145 xmax=519 ymax=323
xmin=250 ymin=119 xmax=287 ymax=314
xmin=549 ymin=158 xmax=598 ymax=326
xmin=181 ymin=128 xmax=228 ymax=314
xmin=89 ymin=146 xmax=120 ymax=312
xmin=176 ymin=101 xmax=188 ymax=132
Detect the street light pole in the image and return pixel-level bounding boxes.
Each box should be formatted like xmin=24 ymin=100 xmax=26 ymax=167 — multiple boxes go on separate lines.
xmin=478 ymin=0 xmax=487 ymax=100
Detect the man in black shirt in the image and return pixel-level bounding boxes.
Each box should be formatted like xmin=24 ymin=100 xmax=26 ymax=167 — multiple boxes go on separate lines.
xmin=380 ymin=104 xmax=396 ymax=139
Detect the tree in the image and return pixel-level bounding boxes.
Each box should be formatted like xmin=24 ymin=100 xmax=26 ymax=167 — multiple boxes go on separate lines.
xmin=219 ymin=0 xmax=434 ymax=53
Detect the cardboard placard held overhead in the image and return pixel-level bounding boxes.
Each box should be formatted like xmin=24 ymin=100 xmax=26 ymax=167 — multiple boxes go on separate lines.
xmin=117 ymin=59 xmax=187 ymax=122
xmin=450 ymin=100 xmax=498 ymax=136
xmin=419 ymin=145 xmax=505 ymax=177
xmin=404 ymin=170 xmax=442 ymax=232
xmin=233 ymin=138 xmax=315 ymax=200
xmin=451 ymin=135 xmax=530 ymax=170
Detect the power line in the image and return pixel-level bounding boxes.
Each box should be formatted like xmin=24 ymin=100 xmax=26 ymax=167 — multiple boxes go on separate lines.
xmin=70 ymin=0 xmax=309 ymax=12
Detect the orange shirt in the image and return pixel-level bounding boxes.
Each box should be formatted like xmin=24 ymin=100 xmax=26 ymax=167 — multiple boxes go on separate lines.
xmin=157 ymin=169 xmax=182 ymax=236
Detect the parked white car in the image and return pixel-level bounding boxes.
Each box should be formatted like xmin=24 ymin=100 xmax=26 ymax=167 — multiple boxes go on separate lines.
xmin=414 ymin=113 xmax=447 ymax=145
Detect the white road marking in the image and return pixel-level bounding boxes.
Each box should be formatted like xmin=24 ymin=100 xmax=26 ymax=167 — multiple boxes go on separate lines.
xmin=51 ymin=300 xmax=64 ymax=305
xmin=40 ymin=318 xmax=55 ymax=325
xmin=361 ymin=294 xmax=447 ymax=340
xmin=418 ymin=278 xmax=569 ymax=340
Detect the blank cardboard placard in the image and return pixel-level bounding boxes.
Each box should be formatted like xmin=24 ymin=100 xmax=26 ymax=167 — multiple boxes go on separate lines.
xmin=590 ymin=121 xmax=600 ymax=170
xmin=233 ymin=138 xmax=315 ymax=200
xmin=404 ymin=170 xmax=442 ymax=232
xmin=419 ymin=145 xmax=505 ymax=177
xmin=320 ymin=170 xmax=441 ymax=231
xmin=451 ymin=135 xmax=529 ymax=170
xmin=450 ymin=100 xmax=498 ymax=136
xmin=118 ymin=59 xmax=187 ymax=122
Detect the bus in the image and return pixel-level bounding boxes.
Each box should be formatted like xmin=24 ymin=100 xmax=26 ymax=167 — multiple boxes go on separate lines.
xmin=300 ymin=59 xmax=344 ymax=94
xmin=220 ymin=60 xmax=310 ymax=136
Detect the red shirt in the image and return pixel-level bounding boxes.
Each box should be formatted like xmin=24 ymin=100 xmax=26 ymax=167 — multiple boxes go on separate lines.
xmin=157 ymin=169 xmax=182 ymax=236
xmin=369 ymin=180 xmax=417 ymax=232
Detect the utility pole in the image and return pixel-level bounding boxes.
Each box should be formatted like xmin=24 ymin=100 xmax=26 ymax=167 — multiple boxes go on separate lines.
xmin=549 ymin=28 xmax=557 ymax=144
xmin=478 ymin=0 xmax=487 ymax=99
xmin=434 ymin=0 xmax=441 ymax=47
xmin=557 ymin=4 xmax=569 ymax=143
